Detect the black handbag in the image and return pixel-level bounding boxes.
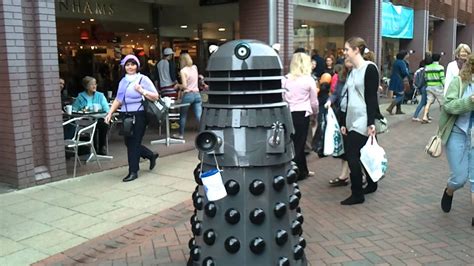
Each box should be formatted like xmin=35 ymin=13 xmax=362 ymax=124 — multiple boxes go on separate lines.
xmin=118 ymin=91 xmax=135 ymax=137
xmin=142 ymin=97 xmax=168 ymax=125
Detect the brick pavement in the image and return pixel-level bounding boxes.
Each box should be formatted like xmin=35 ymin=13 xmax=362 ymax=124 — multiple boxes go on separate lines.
xmin=35 ymin=109 xmax=474 ymax=266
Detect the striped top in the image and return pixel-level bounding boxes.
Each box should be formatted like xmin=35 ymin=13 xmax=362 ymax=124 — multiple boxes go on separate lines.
xmin=424 ymin=62 xmax=445 ymax=87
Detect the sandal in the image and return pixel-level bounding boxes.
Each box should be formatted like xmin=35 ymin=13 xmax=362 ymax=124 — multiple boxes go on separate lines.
xmin=421 ymin=119 xmax=431 ymax=124
xmin=329 ymin=177 xmax=349 ymax=186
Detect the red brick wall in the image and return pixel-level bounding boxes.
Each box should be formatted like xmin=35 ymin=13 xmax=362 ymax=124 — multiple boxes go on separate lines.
xmin=344 ymin=0 xmax=382 ymax=67
xmin=0 ymin=0 xmax=66 ymax=189
xmin=239 ymin=0 xmax=269 ymax=43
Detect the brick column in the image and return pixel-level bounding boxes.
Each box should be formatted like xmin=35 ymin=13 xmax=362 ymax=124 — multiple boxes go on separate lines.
xmin=432 ymin=2 xmax=458 ymax=65
xmin=399 ymin=0 xmax=429 ymax=72
xmin=344 ymin=0 xmax=382 ymax=67
xmin=0 ymin=0 xmax=66 ymax=189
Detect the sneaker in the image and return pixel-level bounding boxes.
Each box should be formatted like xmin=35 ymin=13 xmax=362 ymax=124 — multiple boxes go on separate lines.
xmin=172 ymin=134 xmax=184 ymax=140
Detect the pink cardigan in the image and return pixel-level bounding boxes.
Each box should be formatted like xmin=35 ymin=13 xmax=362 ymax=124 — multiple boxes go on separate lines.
xmin=282 ymin=75 xmax=319 ymax=117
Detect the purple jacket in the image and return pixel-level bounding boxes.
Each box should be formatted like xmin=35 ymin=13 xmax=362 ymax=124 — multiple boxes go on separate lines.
xmin=116 ymin=74 xmax=157 ymax=112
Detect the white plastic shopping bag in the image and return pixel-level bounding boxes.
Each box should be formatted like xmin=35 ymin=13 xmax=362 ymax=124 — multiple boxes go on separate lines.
xmin=360 ymin=136 xmax=388 ymax=182
xmin=200 ymin=169 xmax=227 ymax=201
xmin=323 ymin=107 xmax=344 ymax=156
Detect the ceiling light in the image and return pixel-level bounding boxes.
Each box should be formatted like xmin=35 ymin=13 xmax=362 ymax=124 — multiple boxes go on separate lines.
xmin=193 ymin=37 xmax=200 ymax=40
xmin=138 ymin=28 xmax=144 ymax=31
xmin=301 ymin=24 xmax=308 ymax=28
xmin=146 ymin=35 xmax=150 ymax=38
xmin=219 ymin=38 xmax=227 ymax=41
xmin=80 ymin=46 xmax=83 ymax=49
xmin=125 ymin=34 xmax=129 ymax=37
xmin=89 ymin=18 xmax=94 ymax=22
xmin=67 ymin=41 xmax=71 ymax=45
xmin=81 ymin=20 xmax=85 ymax=24
xmin=218 ymin=27 xmax=226 ymax=32
xmin=180 ymin=25 xmax=188 ymax=29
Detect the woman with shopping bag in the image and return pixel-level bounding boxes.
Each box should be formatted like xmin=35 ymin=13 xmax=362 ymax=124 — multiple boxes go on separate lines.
xmin=338 ymin=37 xmax=380 ymax=205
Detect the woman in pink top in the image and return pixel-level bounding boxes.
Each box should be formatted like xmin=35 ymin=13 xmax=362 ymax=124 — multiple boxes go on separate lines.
xmin=175 ymin=53 xmax=202 ymax=139
xmin=282 ymin=52 xmax=319 ymax=180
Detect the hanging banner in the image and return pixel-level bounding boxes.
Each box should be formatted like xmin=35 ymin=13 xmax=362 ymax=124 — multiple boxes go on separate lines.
xmin=381 ymin=2 xmax=414 ymax=39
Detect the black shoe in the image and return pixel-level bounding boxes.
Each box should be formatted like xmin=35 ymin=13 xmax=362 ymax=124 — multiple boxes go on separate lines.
xmin=363 ymin=183 xmax=378 ymax=194
xmin=98 ymin=147 xmax=107 ymax=155
xmin=149 ymin=153 xmax=159 ymax=170
xmin=340 ymin=194 xmax=365 ymax=205
xmin=329 ymin=177 xmax=349 ymax=187
xmin=123 ymin=172 xmax=138 ymax=182
xmin=440 ymin=188 xmax=453 ymax=213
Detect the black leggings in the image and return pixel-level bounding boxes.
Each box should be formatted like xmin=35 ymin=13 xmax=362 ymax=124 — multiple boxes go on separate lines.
xmin=291 ymin=111 xmax=309 ymax=178
xmin=346 ymin=131 xmax=375 ymax=196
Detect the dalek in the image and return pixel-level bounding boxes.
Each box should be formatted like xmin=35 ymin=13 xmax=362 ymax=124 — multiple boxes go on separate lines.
xmin=189 ymin=40 xmax=307 ymax=266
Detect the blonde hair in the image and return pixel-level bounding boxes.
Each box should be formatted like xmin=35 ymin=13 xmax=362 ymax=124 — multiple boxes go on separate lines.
xmin=454 ymin=43 xmax=471 ymax=57
xmin=289 ymin=52 xmax=312 ymax=77
xmin=459 ymin=54 xmax=474 ymax=82
xmin=180 ymin=53 xmax=193 ymax=68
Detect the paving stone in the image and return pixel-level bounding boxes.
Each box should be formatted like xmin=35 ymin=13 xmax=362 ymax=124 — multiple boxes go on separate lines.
xmin=0 ymin=247 xmax=48 ymax=266
xmin=0 ymin=192 xmax=30 ymax=207
xmin=19 ymin=229 xmax=79 ymax=250
xmin=0 ymin=211 xmax=28 ymax=227
xmin=22 ymin=205 xmax=76 ymax=223
xmin=52 ymin=213 xmax=103 ymax=232
xmin=0 ymin=236 xmax=27 ymax=257
xmin=75 ymin=222 xmax=122 ymax=239
xmin=47 ymin=193 xmax=96 ymax=208
xmin=71 ymin=201 xmax=122 ymax=217
xmin=1 ymin=220 xmax=53 ymax=241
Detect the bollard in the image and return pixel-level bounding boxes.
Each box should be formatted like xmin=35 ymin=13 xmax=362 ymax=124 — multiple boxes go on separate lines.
xmin=189 ymin=40 xmax=307 ymax=266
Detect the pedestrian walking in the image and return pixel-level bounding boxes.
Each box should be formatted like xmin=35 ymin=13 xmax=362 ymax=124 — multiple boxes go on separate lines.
xmin=412 ymin=55 xmax=432 ymax=122
xmin=439 ymin=54 xmax=474 ymax=226
xmin=421 ymin=53 xmax=445 ymax=123
xmin=324 ymin=58 xmax=353 ymax=186
xmin=173 ymin=53 xmax=202 ymax=140
xmin=282 ymin=52 xmax=319 ymax=180
xmin=339 ymin=37 xmax=380 ymax=205
xmin=386 ymin=50 xmax=410 ymax=115
xmin=105 ymin=54 xmax=159 ymax=182
xmin=444 ymin=43 xmax=471 ymax=95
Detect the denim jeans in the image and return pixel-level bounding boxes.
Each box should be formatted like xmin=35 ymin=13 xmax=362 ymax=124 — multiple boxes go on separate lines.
xmin=413 ymin=86 xmax=427 ymax=118
xmin=394 ymin=91 xmax=404 ymax=104
xmin=179 ymin=92 xmax=202 ymax=135
xmin=446 ymin=125 xmax=474 ymax=192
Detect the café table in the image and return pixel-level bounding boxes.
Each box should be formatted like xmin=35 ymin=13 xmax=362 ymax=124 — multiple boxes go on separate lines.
xmin=150 ymin=102 xmax=190 ymax=146
xmin=63 ymin=111 xmax=114 ymax=162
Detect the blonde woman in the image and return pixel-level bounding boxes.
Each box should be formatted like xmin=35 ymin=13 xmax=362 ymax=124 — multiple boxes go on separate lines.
xmin=439 ymin=54 xmax=474 ymax=226
xmin=174 ymin=53 xmax=202 ymax=139
xmin=444 ymin=43 xmax=471 ymax=96
xmin=282 ymin=52 xmax=319 ymax=180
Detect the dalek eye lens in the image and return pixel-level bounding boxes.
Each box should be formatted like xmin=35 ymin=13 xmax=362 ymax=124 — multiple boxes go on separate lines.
xmin=234 ymin=43 xmax=251 ymax=60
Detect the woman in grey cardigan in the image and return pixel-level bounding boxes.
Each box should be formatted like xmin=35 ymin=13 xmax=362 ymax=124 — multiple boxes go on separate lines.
xmin=439 ymin=54 xmax=474 ymax=226
xmin=339 ymin=37 xmax=380 ymax=205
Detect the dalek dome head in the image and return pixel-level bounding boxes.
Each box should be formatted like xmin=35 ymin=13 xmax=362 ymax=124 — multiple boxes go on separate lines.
xmin=207 ymin=40 xmax=282 ymax=72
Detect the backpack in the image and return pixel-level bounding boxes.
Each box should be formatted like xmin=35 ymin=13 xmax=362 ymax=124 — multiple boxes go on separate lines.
xmin=413 ymin=67 xmax=425 ymax=89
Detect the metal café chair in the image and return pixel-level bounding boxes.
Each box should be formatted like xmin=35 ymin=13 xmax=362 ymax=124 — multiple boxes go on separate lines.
xmin=63 ymin=117 xmax=101 ymax=178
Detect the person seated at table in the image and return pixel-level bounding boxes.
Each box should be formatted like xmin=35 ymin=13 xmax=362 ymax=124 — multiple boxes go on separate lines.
xmin=72 ymin=76 xmax=110 ymax=155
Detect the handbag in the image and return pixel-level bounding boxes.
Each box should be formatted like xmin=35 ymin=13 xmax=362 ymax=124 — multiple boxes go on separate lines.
xmin=142 ymin=96 xmax=168 ymax=125
xmin=375 ymin=116 xmax=388 ymax=134
xmin=425 ymin=77 xmax=465 ymax=158
xmin=118 ymin=86 xmax=135 ymax=137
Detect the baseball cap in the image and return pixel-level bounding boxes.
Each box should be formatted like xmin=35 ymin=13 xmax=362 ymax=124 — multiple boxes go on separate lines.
xmin=163 ymin=48 xmax=174 ymax=56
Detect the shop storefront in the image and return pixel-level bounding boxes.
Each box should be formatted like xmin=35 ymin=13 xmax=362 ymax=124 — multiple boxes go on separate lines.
xmin=293 ymin=0 xmax=350 ymax=58
xmin=55 ymin=0 xmax=239 ymax=97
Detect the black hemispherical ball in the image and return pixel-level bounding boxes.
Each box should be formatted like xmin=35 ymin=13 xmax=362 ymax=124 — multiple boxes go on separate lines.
xmin=286 ymin=169 xmax=298 ymax=184
xmin=293 ymin=187 xmax=302 ymax=199
xmin=188 ymin=237 xmax=196 ymax=249
xmin=299 ymin=236 xmax=307 ymax=248
xmin=202 ymin=257 xmax=215 ymax=266
xmin=204 ymin=202 xmax=217 ymax=217
xmin=274 ymin=202 xmax=287 ymax=218
xmin=249 ymin=208 xmax=265 ymax=225
xmin=291 ymin=220 xmax=302 ymax=236
xmin=225 ymin=208 xmax=241 ymax=224
xmin=249 ymin=237 xmax=265 ymax=254
xmin=273 ymin=175 xmax=285 ymax=191
xmin=289 ymin=194 xmax=300 ymax=210
xmin=192 ymin=221 xmax=202 ymax=236
xmin=277 ymin=257 xmax=290 ymax=266
xmin=296 ymin=212 xmax=304 ymax=224
xmin=190 ymin=246 xmax=200 ymax=261
xmin=193 ymin=195 xmax=204 ymax=210
xmin=225 ymin=179 xmax=240 ymax=195
xmin=293 ymin=244 xmax=304 ymax=260
xmin=275 ymin=229 xmax=288 ymax=246
xmin=249 ymin=179 xmax=265 ymax=195
xmin=224 ymin=236 xmax=241 ymax=254
xmin=203 ymin=229 xmax=216 ymax=245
